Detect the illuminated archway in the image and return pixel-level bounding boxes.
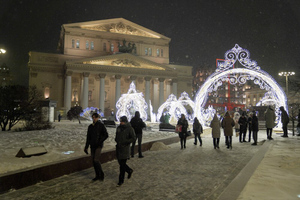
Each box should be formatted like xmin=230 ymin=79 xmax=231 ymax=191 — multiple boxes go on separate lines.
xmin=116 ymin=82 xmax=148 ymax=122
xmin=194 ymin=44 xmax=287 ymax=127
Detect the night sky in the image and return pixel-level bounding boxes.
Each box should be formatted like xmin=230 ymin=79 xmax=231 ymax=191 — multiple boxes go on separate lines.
xmin=1 ymin=0 xmax=300 ymax=86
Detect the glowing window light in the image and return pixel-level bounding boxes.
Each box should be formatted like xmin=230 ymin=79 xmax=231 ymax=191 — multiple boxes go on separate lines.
xmin=116 ymin=82 xmax=148 ymax=122
xmin=194 ymin=44 xmax=287 ymax=128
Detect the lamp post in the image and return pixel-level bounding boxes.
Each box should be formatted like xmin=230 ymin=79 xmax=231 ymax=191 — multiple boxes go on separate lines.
xmin=278 ymin=71 xmax=295 ymax=97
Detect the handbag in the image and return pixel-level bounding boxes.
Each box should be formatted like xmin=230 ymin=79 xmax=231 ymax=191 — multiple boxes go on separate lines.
xmin=175 ymin=125 xmax=182 ymax=133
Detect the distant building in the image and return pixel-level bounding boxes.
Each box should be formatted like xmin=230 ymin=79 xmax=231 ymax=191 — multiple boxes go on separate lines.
xmin=28 ymin=18 xmax=193 ymax=118
xmin=0 ymin=63 xmax=13 ymax=86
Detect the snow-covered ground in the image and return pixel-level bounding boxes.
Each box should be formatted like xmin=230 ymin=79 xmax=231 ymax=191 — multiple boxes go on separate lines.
xmin=0 ymin=120 xmax=186 ymax=174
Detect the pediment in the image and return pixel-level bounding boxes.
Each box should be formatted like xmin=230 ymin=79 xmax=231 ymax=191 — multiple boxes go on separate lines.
xmin=63 ymin=18 xmax=169 ymax=40
xmin=67 ymin=53 xmax=171 ymax=71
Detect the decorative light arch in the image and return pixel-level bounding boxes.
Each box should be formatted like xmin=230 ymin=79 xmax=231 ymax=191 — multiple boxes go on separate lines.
xmin=116 ymin=82 xmax=148 ymax=122
xmin=157 ymin=92 xmax=195 ymax=123
xmin=194 ymin=44 xmax=287 ymax=127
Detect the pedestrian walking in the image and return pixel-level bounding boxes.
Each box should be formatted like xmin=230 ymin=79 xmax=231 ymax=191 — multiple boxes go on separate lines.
xmin=251 ymin=112 xmax=259 ymax=145
xmin=115 ymin=116 xmax=136 ymax=186
xmin=210 ymin=114 xmax=220 ymax=149
xmin=238 ymin=112 xmax=248 ymax=142
xmin=130 ymin=111 xmax=146 ymax=158
xmin=177 ymin=114 xmax=189 ymax=149
xmin=248 ymin=112 xmax=253 ymax=142
xmin=193 ymin=117 xmax=203 ymax=146
xmin=297 ymin=109 xmax=300 ymax=136
xmin=222 ymin=111 xmax=235 ymax=149
xmin=84 ymin=113 xmax=108 ymax=181
xmin=280 ymin=106 xmax=289 ymax=137
xmin=265 ymin=106 xmax=276 ymax=140
xmin=234 ymin=112 xmax=240 ymax=139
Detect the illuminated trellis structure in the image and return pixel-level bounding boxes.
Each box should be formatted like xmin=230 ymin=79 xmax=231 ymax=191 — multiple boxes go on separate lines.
xmin=194 ymin=44 xmax=287 ymax=127
xmin=157 ymin=92 xmax=195 ymax=123
xmin=116 ymin=82 xmax=148 ymax=122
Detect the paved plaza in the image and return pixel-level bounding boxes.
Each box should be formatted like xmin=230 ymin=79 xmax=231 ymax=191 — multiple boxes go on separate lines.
xmin=0 ymin=132 xmax=299 ymax=200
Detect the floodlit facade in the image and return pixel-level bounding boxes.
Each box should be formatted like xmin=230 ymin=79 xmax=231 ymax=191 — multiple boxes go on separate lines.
xmin=28 ymin=18 xmax=193 ymax=118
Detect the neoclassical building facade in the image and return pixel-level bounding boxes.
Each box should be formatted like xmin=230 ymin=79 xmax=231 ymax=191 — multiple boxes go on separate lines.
xmin=28 ymin=18 xmax=193 ymax=118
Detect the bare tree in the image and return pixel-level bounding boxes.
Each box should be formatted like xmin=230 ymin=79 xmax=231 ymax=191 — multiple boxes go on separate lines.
xmin=67 ymin=106 xmax=83 ymax=124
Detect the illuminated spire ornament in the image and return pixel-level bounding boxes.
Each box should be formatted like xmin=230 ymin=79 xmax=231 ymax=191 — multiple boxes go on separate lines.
xmin=116 ymin=82 xmax=148 ymax=122
xmin=194 ymin=44 xmax=287 ymax=127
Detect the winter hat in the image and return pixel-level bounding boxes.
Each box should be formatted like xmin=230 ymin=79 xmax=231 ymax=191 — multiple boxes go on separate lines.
xmin=120 ymin=116 xmax=128 ymax=123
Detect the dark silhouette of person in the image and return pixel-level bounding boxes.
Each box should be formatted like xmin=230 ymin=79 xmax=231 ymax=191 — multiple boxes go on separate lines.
xmin=177 ymin=114 xmax=189 ymax=149
xmin=115 ymin=116 xmax=136 ymax=186
xmin=247 ymin=112 xmax=253 ymax=142
xmin=265 ymin=106 xmax=276 ymax=140
xmin=222 ymin=111 xmax=235 ymax=149
xmin=58 ymin=114 xmax=61 ymax=122
xmin=84 ymin=113 xmax=108 ymax=181
xmin=238 ymin=112 xmax=248 ymax=142
xmin=193 ymin=117 xmax=203 ymax=146
xmin=210 ymin=114 xmax=220 ymax=149
xmin=297 ymin=109 xmax=300 ymax=136
xmin=251 ymin=112 xmax=259 ymax=145
xmin=130 ymin=111 xmax=146 ymax=158
xmin=280 ymin=106 xmax=289 ymax=137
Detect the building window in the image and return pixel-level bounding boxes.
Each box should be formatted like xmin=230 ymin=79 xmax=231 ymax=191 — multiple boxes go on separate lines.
xmin=86 ymin=40 xmax=89 ymax=50
xmin=76 ymin=40 xmax=80 ymax=48
xmin=91 ymin=41 xmax=94 ymax=50
xmin=88 ymin=90 xmax=92 ymax=101
xmin=110 ymin=43 xmax=114 ymax=52
xmin=161 ymin=49 xmax=163 ymax=57
xmin=72 ymin=39 xmax=75 ymax=48
xmin=156 ymin=49 xmax=160 ymax=57
xmin=145 ymin=48 xmax=148 ymax=55
xmin=73 ymin=90 xmax=78 ymax=101
xmin=103 ymin=43 xmax=106 ymax=51
xmin=148 ymin=48 xmax=152 ymax=56
xmin=44 ymin=87 xmax=50 ymax=99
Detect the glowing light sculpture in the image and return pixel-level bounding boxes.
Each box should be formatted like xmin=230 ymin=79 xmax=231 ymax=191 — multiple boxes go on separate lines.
xmin=157 ymin=92 xmax=195 ymax=124
xmin=116 ymin=82 xmax=148 ymax=122
xmin=80 ymin=107 xmax=104 ymax=121
xmin=194 ymin=44 xmax=287 ymax=127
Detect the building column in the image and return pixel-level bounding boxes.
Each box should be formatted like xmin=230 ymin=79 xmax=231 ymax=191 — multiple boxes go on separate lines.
xmin=99 ymin=73 xmax=106 ymax=113
xmin=81 ymin=72 xmax=89 ymax=109
xmin=115 ymin=74 xmax=122 ymax=111
xmin=172 ymin=79 xmax=178 ymax=97
xmin=64 ymin=71 xmax=72 ymax=112
xmin=159 ymin=78 xmax=165 ymax=107
xmin=145 ymin=77 xmax=151 ymax=113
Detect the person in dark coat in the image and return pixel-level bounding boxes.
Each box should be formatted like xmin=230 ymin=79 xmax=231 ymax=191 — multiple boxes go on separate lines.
xmin=115 ymin=116 xmax=136 ymax=186
xmin=210 ymin=114 xmax=220 ymax=149
xmin=265 ymin=106 xmax=276 ymax=140
xmin=222 ymin=111 xmax=235 ymax=149
xmin=251 ymin=112 xmax=259 ymax=145
xmin=247 ymin=112 xmax=253 ymax=142
xmin=177 ymin=114 xmax=189 ymax=149
xmin=84 ymin=113 xmax=108 ymax=181
xmin=280 ymin=106 xmax=289 ymax=137
xmin=238 ymin=112 xmax=248 ymax=143
xmin=193 ymin=117 xmax=203 ymax=146
xmin=297 ymin=109 xmax=300 ymax=136
xmin=130 ymin=111 xmax=146 ymax=158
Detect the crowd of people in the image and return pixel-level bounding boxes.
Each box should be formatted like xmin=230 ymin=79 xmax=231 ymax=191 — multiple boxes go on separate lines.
xmin=83 ymin=105 xmax=296 ymax=187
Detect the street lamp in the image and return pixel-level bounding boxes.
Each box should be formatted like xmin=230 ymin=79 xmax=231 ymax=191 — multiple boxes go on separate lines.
xmin=278 ymin=71 xmax=295 ymax=96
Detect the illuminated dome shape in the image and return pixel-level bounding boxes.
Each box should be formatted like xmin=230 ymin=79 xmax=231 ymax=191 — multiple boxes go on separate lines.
xmin=157 ymin=92 xmax=195 ymax=124
xmin=116 ymin=82 xmax=148 ymax=122
xmin=194 ymin=44 xmax=287 ymax=127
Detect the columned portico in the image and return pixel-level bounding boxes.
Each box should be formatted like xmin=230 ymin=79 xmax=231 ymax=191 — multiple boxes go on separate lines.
xmin=64 ymin=71 xmax=73 ymax=112
xmin=99 ymin=73 xmax=106 ymax=112
xmin=159 ymin=78 xmax=165 ymax=106
xmin=81 ymin=72 xmax=89 ymax=109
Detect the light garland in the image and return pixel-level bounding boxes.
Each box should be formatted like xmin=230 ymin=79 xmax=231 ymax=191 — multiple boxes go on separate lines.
xmin=80 ymin=107 xmax=104 ymax=121
xmin=115 ymin=82 xmax=148 ymax=122
xmin=194 ymin=44 xmax=287 ymax=127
